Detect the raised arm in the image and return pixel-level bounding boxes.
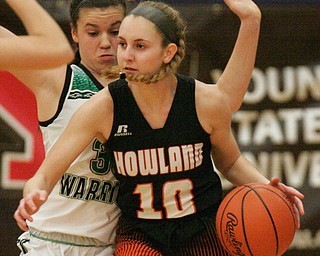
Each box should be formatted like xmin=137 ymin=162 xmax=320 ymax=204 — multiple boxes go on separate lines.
xmin=0 ymin=0 xmax=74 ymax=71
xmin=215 ymin=0 xmax=261 ymax=112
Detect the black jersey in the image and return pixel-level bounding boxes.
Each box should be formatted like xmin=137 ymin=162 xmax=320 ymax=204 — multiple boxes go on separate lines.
xmin=107 ymin=74 xmax=222 ymax=220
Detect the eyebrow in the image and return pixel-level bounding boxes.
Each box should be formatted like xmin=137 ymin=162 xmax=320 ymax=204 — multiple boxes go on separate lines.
xmin=110 ymin=21 xmax=122 ymax=27
xmin=118 ymin=36 xmax=149 ymax=43
xmin=85 ymin=20 xmax=122 ymax=28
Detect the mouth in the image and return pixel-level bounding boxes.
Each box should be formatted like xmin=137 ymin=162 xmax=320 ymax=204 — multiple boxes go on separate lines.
xmin=99 ymin=54 xmax=115 ymax=62
xmin=124 ymin=67 xmax=138 ymax=74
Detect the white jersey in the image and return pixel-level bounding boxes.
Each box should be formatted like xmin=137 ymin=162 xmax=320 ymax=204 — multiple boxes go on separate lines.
xmin=28 ymin=63 xmax=120 ymax=245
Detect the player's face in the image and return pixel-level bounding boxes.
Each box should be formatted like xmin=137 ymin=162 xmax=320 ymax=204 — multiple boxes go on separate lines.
xmin=117 ymin=15 xmax=174 ymax=77
xmin=71 ymin=6 xmax=124 ymax=75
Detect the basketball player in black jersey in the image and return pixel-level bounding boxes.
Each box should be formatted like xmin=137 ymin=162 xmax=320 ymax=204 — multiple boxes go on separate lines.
xmin=14 ymin=0 xmax=305 ymax=255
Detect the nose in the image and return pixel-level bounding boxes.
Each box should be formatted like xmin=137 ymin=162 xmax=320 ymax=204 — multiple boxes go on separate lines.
xmin=100 ymin=33 xmax=111 ymax=49
xmin=122 ymin=46 xmax=134 ymax=62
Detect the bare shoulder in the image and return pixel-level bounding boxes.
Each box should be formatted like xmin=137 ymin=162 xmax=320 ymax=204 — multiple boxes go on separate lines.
xmin=195 ymin=80 xmax=230 ymax=113
xmin=195 ymin=80 xmax=232 ymax=133
xmin=82 ymin=86 xmax=113 ymax=115
xmin=75 ymin=86 xmax=114 ymax=137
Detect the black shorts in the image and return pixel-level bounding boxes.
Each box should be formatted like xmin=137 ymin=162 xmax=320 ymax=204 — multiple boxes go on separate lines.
xmin=114 ymin=212 xmax=230 ymax=256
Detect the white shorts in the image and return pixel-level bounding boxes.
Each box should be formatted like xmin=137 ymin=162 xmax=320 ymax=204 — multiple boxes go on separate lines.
xmin=17 ymin=228 xmax=115 ymax=256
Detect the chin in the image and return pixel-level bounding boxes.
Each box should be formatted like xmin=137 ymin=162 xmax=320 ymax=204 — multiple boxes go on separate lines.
xmin=100 ymin=60 xmax=117 ymax=67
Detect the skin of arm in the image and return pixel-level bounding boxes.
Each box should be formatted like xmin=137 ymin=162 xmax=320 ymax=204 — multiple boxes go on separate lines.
xmin=18 ymin=88 xmax=114 ymax=224
xmin=0 ymin=7 xmax=67 ymax=122
xmin=196 ymin=81 xmax=304 ymax=227
xmin=0 ymin=0 xmax=74 ymax=71
xmin=196 ymin=81 xmax=267 ymax=184
xmin=0 ymin=26 xmax=16 ymax=37
xmin=214 ymin=0 xmax=261 ymax=112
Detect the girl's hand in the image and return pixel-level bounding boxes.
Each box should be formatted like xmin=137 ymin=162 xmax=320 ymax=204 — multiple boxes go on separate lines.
xmin=224 ymin=0 xmax=261 ymax=21
xmin=13 ymin=190 xmax=48 ymax=232
xmin=269 ymin=177 xmax=305 ymax=229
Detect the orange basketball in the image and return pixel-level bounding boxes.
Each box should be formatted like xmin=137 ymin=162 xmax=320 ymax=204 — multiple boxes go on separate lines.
xmin=216 ymin=183 xmax=296 ymax=256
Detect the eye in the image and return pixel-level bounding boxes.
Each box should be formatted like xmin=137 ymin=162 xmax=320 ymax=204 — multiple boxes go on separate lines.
xmin=136 ymin=43 xmax=145 ymax=49
xmin=88 ymin=31 xmax=99 ymax=37
xmin=110 ymin=30 xmax=119 ymax=36
xmin=118 ymin=41 xmax=127 ymax=48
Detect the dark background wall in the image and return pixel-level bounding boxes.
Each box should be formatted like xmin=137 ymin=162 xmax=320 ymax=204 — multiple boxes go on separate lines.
xmin=1 ymin=1 xmax=320 ymax=255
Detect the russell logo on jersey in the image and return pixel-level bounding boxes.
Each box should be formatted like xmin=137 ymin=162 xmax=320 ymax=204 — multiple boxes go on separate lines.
xmin=114 ymin=124 xmax=133 ymax=137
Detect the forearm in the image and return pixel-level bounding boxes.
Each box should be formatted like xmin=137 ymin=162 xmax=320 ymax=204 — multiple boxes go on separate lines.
xmin=4 ymin=0 xmax=73 ymax=68
xmin=23 ymin=147 xmax=81 ymax=198
xmin=7 ymin=0 xmax=64 ymax=37
xmin=23 ymin=173 xmax=52 ymax=197
xmin=221 ymin=155 xmax=269 ymax=186
xmin=217 ymin=5 xmax=261 ymax=112
xmin=22 ymin=107 xmax=100 ymax=198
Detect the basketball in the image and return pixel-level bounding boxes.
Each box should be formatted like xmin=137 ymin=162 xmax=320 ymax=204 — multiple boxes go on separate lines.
xmin=216 ymin=183 xmax=296 ymax=256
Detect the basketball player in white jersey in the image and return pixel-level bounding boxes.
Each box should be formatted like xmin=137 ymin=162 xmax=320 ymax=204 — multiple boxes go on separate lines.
xmin=11 ymin=1 xmax=126 ymax=255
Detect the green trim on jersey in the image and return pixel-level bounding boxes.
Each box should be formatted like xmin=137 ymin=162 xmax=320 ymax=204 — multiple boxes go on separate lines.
xmin=29 ymin=229 xmax=107 ymax=247
xmin=68 ymin=65 xmax=100 ymax=99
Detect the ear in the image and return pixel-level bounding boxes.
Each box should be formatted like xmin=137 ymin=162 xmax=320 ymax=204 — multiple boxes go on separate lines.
xmin=163 ymin=43 xmax=178 ymax=64
xmin=70 ymin=24 xmax=79 ymax=44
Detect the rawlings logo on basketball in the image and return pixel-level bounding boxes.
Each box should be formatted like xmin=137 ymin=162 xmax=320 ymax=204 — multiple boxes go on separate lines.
xmin=225 ymin=212 xmax=245 ymax=256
